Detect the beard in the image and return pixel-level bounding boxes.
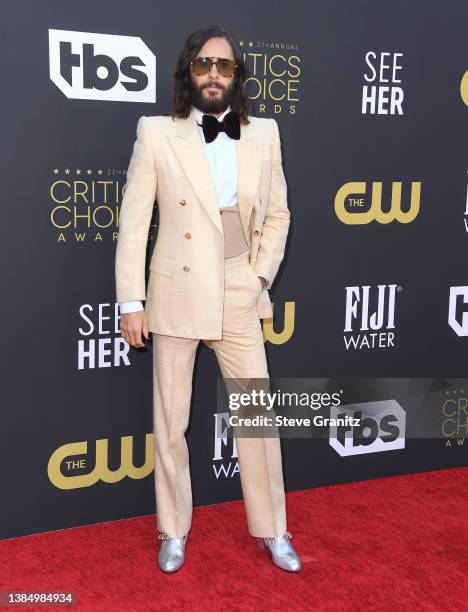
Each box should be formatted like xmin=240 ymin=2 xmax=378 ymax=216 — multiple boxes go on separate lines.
xmin=189 ymin=77 xmax=234 ymax=114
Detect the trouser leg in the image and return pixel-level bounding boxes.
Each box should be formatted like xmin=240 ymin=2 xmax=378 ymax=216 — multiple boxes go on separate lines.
xmin=152 ymin=333 xmax=199 ymax=538
xmin=211 ymin=253 xmax=287 ymax=538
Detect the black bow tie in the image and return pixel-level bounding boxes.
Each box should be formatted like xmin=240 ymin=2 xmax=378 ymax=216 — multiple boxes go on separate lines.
xmin=198 ymin=111 xmax=240 ymax=143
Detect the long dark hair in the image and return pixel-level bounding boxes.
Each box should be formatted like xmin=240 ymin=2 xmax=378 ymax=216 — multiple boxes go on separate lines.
xmin=169 ymin=25 xmax=251 ymax=125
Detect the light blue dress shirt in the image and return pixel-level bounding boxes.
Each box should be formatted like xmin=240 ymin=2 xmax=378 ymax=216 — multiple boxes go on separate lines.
xmin=119 ymin=105 xmax=268 ymax=315
xmin=192 ymin=105 xmax=238 ymax=208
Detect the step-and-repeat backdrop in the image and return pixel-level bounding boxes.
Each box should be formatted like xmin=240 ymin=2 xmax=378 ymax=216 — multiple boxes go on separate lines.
xmin=2 ymin=0 xmax=467 ymax=539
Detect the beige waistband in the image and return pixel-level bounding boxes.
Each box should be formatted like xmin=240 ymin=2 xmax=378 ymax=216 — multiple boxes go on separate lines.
xmin=220 ymin=202 xmax=249 ymax=259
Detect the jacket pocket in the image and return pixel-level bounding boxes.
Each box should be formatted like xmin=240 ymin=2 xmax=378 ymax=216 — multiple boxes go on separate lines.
xmin=246 ymin=264 xmax=264 ymax=293
xmin=149 ymin=254 xmax=173 ymax=277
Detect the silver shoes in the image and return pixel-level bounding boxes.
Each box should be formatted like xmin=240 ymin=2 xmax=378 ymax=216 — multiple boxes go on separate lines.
xmin=157 ymin=529 xmax=301 ymax=573
xmin=157 ymin=531 xmax=188 ymax=572
xmin=257 ymin=531 xmax=302 ymax=572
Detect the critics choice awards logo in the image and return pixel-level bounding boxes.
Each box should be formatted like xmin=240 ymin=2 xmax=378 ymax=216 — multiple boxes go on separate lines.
xmin=239 ymin=38 xmax=301 ymax=115
xmin=49 ymin=167 xmax=157 ymax=244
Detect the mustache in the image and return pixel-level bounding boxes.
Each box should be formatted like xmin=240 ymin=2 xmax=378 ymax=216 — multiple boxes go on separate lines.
xmin=203 ymin=82 xmax=224 ymax=90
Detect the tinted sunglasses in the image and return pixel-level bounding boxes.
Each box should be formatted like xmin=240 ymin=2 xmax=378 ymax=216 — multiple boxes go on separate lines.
xmin=190 ymin=56 xmax=237 ymax=77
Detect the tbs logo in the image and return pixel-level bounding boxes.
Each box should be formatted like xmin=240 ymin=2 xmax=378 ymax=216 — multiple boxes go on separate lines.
xmin=48 ymin=29 xmax=156 ymax=102
xmin=329 ymin=400 xmax=405 ymax=457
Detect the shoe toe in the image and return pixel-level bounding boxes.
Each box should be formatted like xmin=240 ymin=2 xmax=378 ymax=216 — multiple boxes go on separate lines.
xmin=263 ymin=535 xmax=302 ymax=572
xmin=159 ymin=553 xmax=184 ymax=572
xmin=278 ymin=554 xmax=301 ymax=572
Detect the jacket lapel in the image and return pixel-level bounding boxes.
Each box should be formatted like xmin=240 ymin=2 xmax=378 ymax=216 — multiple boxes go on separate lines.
xmin=167 ymin=106 xmax=262 ymax=241
xmin=236 ymin=118 xmax=262 ymax=243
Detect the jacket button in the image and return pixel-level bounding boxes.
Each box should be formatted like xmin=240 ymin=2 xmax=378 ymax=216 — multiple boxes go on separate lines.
xmin=183 ymin=265 xmax=190 ymax=272
xmin=184 ymin=232 xmax=191 ymax=239
xmin=253 ymin=230 xmax=260 ymax=236
xmin=180 ymin=198 xmax=186 ymax=206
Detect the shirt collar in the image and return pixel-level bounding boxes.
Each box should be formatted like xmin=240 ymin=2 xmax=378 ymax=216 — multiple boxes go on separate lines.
xmin=193 ymin=104 xmax=232 ymax=125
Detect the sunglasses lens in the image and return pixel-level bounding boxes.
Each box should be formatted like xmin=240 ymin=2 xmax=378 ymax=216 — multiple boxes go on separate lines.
xmin=217 ymin=59 xmax=235 ymax=77
xmin=192 ymin=58 xmax=210 ymax=75
xmin=192 ymin=57 xmax=236 ymax=77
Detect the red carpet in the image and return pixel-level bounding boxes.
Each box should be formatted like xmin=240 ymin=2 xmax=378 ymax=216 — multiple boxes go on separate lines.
xmin=1 ymin=467 xmax=467 ymax=611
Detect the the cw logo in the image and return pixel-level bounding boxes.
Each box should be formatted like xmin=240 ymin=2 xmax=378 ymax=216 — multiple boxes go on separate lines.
xmin=335 ymin=181 xmax=421 ymax=224
xmin=47 ymin=434 xmax=153 ymax=489
xmin=461 ymin=71 xmax=468 ymax=106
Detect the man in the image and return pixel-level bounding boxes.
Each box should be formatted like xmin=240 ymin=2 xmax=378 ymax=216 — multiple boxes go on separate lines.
xmin=115 ymin=25 xmax=301 ymax=573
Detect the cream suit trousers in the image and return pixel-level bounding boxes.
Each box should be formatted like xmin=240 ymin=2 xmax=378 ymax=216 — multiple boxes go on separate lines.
xmin=152 ymin=250 xmax=287 ymax=539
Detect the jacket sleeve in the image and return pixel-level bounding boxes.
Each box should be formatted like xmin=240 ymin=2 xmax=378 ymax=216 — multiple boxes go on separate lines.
xmin=253 ymin=118 xmax=290 ymax=287
xmin=115 ymin=115 xmax=157 ymax=302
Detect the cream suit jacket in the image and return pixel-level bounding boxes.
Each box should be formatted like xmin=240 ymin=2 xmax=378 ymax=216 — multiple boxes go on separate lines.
xmin=115 ymin=106 xmax=290 ymax=340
